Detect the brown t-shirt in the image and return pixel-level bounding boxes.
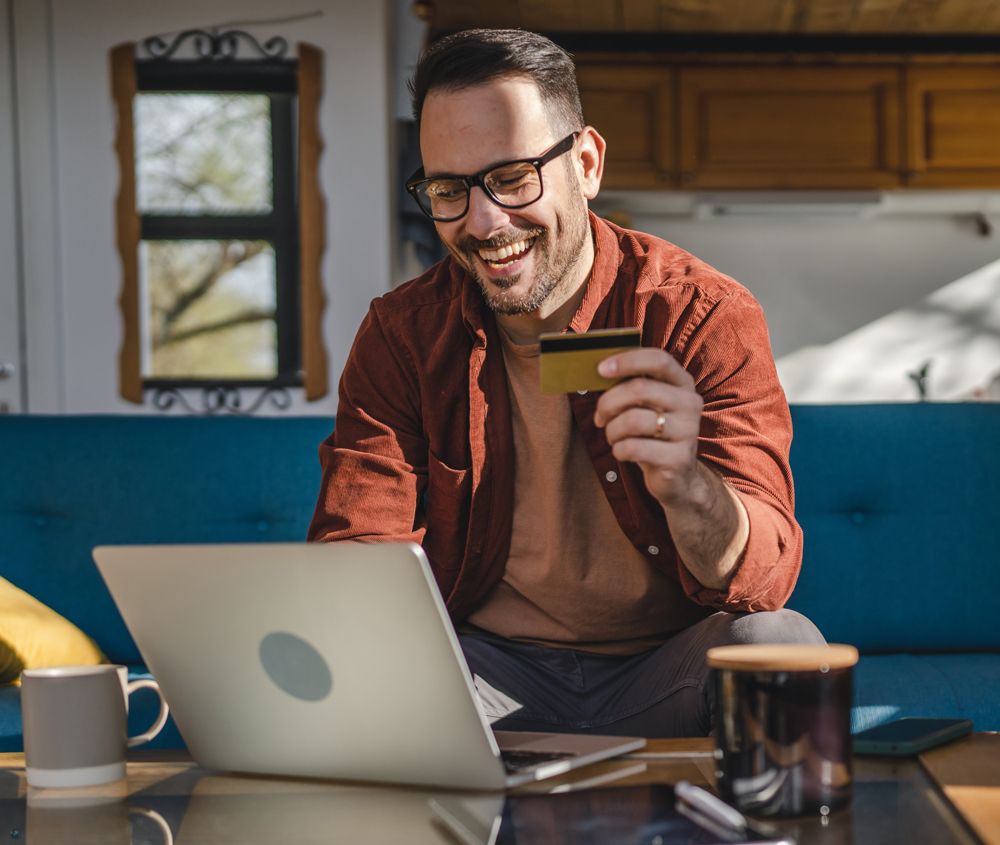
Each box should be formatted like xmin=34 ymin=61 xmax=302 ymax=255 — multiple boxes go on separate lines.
xmin=466 ymin=330 xmax=712 ymax=655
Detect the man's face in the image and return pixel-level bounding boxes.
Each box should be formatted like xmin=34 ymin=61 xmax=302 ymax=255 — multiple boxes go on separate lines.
xmin=419 ymin=77 xmax=592 ymax=316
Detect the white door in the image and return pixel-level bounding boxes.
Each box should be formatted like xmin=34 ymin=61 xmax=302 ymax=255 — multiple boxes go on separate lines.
xmin=0 ymin=0 xmax=23 ymax=413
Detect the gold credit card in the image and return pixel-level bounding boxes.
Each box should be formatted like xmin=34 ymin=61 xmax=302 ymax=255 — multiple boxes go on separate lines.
xmin=539 ymin=328 xmax=641 ymax=394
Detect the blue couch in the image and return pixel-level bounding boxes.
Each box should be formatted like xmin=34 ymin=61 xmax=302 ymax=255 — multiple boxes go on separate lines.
xmin=1 ymin=405 xmax=997 ymax=750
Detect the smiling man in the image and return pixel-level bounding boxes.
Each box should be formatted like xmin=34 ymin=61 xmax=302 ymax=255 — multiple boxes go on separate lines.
xmin=309 ymin=29 xmax=824 ymax=736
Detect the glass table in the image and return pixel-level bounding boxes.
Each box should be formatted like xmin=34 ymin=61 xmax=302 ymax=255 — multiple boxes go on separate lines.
xmin=0 ymin=736 xmax=993 ymax=844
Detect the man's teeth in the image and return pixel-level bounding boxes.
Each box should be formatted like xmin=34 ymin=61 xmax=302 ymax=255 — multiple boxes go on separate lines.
xmin=478 ymin=238 xmax=533 ymax=264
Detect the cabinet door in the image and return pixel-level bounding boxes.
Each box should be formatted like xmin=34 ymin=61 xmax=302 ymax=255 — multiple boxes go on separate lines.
xmin=906 ymin=66 xmax=1000 ymax=187
xmin=678 ymin=66 xmax=902 ymax=189
xmin=576 ymin=64 xmax=674 ymax=190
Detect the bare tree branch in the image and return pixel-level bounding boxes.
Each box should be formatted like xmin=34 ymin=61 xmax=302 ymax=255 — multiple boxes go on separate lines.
xmin=155 ymin=241 xmax=267 ymax=345
xmin=157 ymin=307 xmax=275 ymax=348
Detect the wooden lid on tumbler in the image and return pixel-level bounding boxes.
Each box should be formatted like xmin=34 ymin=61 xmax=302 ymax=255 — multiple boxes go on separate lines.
xmin=706 ymin=643 xmax=859 ymax=672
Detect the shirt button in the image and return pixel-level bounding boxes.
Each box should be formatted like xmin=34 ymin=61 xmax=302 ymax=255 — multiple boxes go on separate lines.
xmin=648 ymin=545 xmax=660 ymax=555
xmin=605 ymin=470 xmax=618 ymax=483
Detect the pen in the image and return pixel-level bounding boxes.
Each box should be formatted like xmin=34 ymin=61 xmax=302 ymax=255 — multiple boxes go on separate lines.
xmin=674 ymin=779 xmax=749 ymax=834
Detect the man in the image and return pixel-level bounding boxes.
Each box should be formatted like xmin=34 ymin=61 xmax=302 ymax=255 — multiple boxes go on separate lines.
xmin=309 ymin=29 xmax=824 ymax=736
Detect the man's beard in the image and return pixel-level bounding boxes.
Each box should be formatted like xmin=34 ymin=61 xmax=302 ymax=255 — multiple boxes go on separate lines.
xmin=457 ymin=193 xmax=590 ymax=316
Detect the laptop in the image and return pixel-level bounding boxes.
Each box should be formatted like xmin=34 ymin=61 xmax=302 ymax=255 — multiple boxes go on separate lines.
xmin=93 ymin=542 xmax=645 ymax=790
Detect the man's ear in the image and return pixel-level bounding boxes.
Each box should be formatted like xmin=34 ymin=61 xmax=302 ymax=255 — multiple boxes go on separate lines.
xmin=575 ymin=126 xmax=605 ymax=200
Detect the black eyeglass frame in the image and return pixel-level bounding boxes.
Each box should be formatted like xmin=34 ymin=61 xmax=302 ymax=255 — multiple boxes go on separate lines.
xmin=405 ymin=132 xmax=580 ymax=222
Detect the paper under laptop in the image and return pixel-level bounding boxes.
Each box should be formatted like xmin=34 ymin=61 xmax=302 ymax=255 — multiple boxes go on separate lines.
xmin=94 ymin=542 xmax=644 ymax=790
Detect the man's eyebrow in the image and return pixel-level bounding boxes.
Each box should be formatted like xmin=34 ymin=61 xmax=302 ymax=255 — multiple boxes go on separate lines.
xmin=424 ymin=153 xmax=530 ymax=180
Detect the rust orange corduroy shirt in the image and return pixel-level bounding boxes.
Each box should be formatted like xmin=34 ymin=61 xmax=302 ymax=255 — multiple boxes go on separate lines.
xmin=309 ymin=213 xmax=803 ymax=624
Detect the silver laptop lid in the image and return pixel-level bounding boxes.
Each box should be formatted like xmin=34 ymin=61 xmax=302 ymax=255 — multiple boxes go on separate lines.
xmin=94 ymin=542 xmax=508 ymax=790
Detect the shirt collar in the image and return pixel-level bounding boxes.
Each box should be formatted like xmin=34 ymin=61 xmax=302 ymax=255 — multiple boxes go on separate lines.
xmin=567 ymin=211 xmax=621 ymax=334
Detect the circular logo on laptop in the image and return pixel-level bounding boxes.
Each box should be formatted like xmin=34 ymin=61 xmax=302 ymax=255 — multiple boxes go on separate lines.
xmin=258 ymin=631 xmax=333 ymax=701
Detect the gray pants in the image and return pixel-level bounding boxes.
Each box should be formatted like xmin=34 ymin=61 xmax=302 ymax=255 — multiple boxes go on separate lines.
xmin=459 ymin=610 xmax=825 ymax=737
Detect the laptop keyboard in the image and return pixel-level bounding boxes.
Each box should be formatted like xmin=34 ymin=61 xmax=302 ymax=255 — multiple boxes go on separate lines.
xmin=500 ymin=749 xmax=575 ymax=774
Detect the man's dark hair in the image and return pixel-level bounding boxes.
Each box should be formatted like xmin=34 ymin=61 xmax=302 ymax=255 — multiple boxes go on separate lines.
xmin=409 ymin=29 xmax=584 ymax=134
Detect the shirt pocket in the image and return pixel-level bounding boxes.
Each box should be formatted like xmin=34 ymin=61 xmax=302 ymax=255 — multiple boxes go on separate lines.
xmin=423 ymin=455 xmax=471 ymax=573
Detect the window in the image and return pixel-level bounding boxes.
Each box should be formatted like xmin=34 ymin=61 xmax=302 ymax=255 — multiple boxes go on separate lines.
xmin=110 ymin=32 xmax=327 ymax=407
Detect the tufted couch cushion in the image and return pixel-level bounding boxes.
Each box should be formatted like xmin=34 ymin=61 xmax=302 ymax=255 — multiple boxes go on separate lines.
xmin=852 ymin=653 xmax=1000 ymax=732
xmin=1 ymin=406 xmax=997 ymax=744
xmin=787 ymin=403 xmax=1000 ymax=653
xmin=0 ymin=415 xmax=333 ymax=665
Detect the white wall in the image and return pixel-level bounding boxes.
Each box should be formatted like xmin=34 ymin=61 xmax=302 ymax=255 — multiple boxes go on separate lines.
xmin=10 ymin=0 xmax=392 ymax=414
xmin=594 ymin=191 xmax=1000 ymax=400
xmin=778 ymin=257 xmax=1000 ymax=401
xmin=595 ymin=192 xmax=1000 ymax=360
xmin=0 ymin=0 xmax=23 ymax=413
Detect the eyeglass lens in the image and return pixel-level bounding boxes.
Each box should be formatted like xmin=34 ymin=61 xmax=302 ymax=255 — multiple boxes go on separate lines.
xmin=419 ymin=161 xmax=542 ymax=220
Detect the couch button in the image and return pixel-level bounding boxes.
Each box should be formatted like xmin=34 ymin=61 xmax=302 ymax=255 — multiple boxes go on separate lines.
xmin=648 ymin=545 xmax=660 ymax=555
xmin=256 ymin=520 xmax=269 ymax=533
xmin=605 ymin=470 xmax=618 ymax=483
xmin=850 ymin=512 xmax=866 ymax=525
xmin=34 ymin=516 xmax=46 ymax=527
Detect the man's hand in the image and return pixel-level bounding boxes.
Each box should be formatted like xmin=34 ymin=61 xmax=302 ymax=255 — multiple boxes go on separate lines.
xmin=593 ymin=348 xmax=749 ymax=590
xmin=593 ymin=348 xmax=703 ymax=507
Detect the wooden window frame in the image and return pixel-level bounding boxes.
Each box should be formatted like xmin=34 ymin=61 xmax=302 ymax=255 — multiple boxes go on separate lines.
xmin=110 ymin=41 xmax=328 ymax=403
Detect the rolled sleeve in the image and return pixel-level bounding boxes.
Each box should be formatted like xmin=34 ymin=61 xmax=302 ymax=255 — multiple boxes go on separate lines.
xmin=308 ymin=304 xmax=427 ymax=545
xmin=674 ymin=289 xmax=803 ymax=611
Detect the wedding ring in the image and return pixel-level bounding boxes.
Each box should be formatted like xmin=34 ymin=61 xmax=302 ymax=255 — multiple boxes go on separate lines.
xmin=654 ymin=412 xmax=668 ymax=440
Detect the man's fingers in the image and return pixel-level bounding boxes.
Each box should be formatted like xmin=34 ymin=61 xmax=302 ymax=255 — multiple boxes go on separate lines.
xmin=594 ymin=378 xmax=702 ymax=429
xmin=610 ymin=437 xmax=693 ymax=469
xmin=604 ymin=406 xmax=681 ymax=445
xmin=598 ymin=348 xmax=692 ymax=387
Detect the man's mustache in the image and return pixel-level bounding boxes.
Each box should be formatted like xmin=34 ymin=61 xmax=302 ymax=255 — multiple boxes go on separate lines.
xmin=458 ymin=227 xmax=545 ymax=252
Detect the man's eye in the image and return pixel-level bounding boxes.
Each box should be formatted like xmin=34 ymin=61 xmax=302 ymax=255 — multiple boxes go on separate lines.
xmin=489 ymin=169 xmax=533 ymax=190
xmin=426 ymin=182 xmax=465 ymax=202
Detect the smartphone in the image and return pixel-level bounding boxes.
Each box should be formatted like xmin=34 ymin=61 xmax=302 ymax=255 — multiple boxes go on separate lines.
xmin=853 ymin=717 xmax=973 ymax=756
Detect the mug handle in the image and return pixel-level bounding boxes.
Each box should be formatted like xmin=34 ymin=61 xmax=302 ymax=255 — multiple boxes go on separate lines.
xmin=129 ymin=807 xmax=174 ymax=845
xmin=125 ymin=678 xmax=170 ymax=748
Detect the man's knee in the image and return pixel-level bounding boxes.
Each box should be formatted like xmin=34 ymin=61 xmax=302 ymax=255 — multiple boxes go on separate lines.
xmin=724 ymin=609 xmax=826 ymax=646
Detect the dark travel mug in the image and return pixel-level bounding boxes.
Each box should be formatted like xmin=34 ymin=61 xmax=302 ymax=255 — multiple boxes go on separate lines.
xmin=708 ymin=643 xmax=859 ymax=818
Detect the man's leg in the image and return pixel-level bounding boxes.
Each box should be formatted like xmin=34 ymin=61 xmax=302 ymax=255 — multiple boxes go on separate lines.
xmin=592 ymin=609 xmax=826 ymax=737
xmin=459 ymin=630 xmax=592 ymax=731
xmin=459 ymin=611 xmax=825 ymax=737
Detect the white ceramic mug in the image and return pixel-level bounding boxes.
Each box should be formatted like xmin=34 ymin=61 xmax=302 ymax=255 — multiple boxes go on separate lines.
xmin=21 ymin=664 xmax=169 ymax=788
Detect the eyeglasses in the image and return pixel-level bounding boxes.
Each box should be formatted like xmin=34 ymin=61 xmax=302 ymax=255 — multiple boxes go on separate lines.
xmin=405 ymin=132 xmax=579 ymax=223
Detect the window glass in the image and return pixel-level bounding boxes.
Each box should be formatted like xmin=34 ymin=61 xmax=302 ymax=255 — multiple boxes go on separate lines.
xmin=135 ymin=93 xmax=273 ymax=214
xmin=139 ymin=240 xmax=277 ymax=379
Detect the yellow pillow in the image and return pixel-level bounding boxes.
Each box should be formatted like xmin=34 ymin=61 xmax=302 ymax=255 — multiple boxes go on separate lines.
xmin=0 ymin=576 xmax=105 ymax=685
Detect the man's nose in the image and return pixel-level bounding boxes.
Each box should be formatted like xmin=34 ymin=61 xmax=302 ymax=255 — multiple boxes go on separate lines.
xmin=463 ymin=186 xmax=511 ymax=241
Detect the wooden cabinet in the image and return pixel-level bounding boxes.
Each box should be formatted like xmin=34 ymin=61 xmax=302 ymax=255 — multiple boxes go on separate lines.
xmin=906 ymin=66 xmax=1000 ymax=187
xmin=576 ymin=56 xmax=1000 ymax=191
xmin=576 ymin=64 xmax=675 ymax=189
xmin=677 ymin=66 xmax=903 ymax=189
